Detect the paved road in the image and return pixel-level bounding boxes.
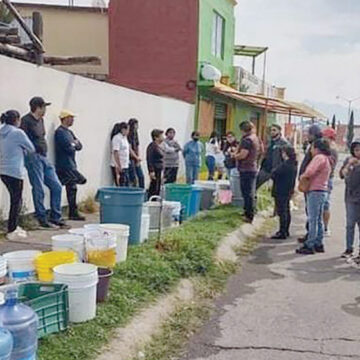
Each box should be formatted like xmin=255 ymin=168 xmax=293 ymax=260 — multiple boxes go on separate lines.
xmin=182 ymin=178 xmax=360 ymax=359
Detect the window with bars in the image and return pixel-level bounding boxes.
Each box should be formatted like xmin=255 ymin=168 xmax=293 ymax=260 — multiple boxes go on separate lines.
xmin=211 ymin=12 xmax=225 ymax=59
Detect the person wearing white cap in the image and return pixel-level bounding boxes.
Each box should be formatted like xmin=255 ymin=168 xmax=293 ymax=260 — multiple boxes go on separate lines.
xmin=54 ymin=110 xmax=87 ymax=221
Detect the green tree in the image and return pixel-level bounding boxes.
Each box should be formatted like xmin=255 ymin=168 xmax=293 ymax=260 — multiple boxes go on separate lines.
xmin=331 ymin=114 xmax=336 ymax=130
xmin=0 ymin=3 xmax=13 ymax=24
xmin=347 ymin=110 xmax=355 ymax=149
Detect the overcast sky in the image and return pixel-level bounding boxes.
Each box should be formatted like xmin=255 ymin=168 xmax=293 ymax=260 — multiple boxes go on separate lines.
xmin=234 ymin=0 xmax=360 ymax=117
xmin=15 ymin=0 xmax=360 ymax=119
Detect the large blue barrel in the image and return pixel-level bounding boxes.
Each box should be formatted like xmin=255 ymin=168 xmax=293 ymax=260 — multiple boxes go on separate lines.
xmin=96 ymin=187 xmax=145 ymax=245
xmin=189 ymin=186 xmax=203 ymax=217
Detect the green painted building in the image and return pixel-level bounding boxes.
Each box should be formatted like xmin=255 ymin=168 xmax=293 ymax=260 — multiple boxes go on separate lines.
xmin=196 ymin=0 xmax=272 ymax=140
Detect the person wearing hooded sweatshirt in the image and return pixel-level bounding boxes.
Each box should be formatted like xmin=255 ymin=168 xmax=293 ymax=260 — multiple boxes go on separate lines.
xmin=339 ymin=139 xmax=360 ymax=261
xmin=0 ymin=110 xmax=35 ymax=240
xmin=298 ymin=124 xmax=323 ymax=243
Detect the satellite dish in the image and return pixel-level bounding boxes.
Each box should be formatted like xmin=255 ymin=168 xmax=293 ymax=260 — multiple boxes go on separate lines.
xmin=201 ymin=64 xmax=222 ymax=82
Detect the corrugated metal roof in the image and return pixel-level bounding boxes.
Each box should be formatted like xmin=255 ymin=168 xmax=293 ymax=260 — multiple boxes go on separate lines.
xmin=212 ymin=83 xmax=326 ymax=119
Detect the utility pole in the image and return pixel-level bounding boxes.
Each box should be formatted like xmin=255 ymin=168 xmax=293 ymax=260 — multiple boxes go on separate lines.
xmin=336 ymin=95 xmax=360 ymax=123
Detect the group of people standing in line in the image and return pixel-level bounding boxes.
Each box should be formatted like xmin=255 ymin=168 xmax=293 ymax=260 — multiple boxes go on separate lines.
xmin=0 ymin=97 xmax=87 ymax=241
xmin=1 ymin=99 xmax=359 ymax=261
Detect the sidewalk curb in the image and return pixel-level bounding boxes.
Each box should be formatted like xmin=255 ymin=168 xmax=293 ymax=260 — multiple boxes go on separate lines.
xmin=96 ymin=208 xmax=275 ymax=360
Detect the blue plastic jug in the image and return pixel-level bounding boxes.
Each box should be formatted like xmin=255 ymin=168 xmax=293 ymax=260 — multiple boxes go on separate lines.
xmin=0 ymin=290 xmax=38 ymax=360
xmin=0 ymin=328 xmax=13 ymax=360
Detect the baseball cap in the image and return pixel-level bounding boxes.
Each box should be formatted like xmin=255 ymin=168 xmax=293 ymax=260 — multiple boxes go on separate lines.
xmin=322 ymin=127 xmax=336 ymax=140
xmin=29 ymin=97 xmax=51 ymax=109
xmin=59 ymin=110 xmax=76 ymax=119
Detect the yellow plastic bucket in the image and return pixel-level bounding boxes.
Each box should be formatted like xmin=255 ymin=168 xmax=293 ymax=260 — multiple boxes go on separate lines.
xmin=35 ymin=251 xmax=78 ymax=282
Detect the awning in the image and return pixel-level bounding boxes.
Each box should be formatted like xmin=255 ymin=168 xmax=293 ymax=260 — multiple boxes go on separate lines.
xmin=212 ymin=84 xmax=326 ymax=120
xmin=234 ymin=45 xmax=268 ymax=57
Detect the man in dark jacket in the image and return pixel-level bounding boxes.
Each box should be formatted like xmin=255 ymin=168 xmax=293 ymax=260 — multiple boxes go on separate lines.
xmin=146 ymin=129 xmax=165 ymax=199
xmin=256 ymin=124 xmax=288 ymax=189
xmin=21 ymin=97 xmax=69 ymax=229
xmin=55 ymin=110 xmax=87 ymax=221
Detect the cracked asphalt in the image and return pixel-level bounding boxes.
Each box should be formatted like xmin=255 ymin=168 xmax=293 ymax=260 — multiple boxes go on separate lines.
xmin=181 ymin=178 xmax=360 ymax=360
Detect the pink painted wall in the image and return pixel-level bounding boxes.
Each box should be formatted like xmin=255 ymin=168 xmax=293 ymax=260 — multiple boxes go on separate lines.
xmin=109 ymin=0 xmax=199 ymax=104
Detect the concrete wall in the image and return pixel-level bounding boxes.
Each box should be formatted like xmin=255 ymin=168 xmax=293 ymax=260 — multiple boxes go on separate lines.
xmin=14 ymin=4 xmax=109 ymax=77
xmin=0 ymin=55 xmax=194 ymax=216
xmin=108 ymin=0 xmax=198 ymax=104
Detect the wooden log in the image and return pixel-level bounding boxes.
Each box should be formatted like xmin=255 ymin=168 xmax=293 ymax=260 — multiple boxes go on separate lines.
xmin=2 ymin=0 xmax=44 ymax=52
xmin=0 ymin=26 xmax=18 ymax=35
xmin=0 ymin=34 xmax=20 ymax=44
xmin=0 ymin=42 xmax=32 ymax=58
xmin=44 ymin=55 xmax=101 ymax=66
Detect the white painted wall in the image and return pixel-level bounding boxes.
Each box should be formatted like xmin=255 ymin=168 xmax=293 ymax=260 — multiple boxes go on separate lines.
xmin=0 ymin=55 xmax=194 ymax=216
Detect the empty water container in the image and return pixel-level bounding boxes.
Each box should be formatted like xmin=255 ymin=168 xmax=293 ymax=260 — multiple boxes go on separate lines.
xmin=0 ymin=290 xmax=38 ymax=360
xmin=0 ymin=328 xmax=12 ymax=360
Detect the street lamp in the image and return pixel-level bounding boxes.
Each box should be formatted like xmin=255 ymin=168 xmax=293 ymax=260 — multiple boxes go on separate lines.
xmin=336 ymin=95 xmax=360 ymax=122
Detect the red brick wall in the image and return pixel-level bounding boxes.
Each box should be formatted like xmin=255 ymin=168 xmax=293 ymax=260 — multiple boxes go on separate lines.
xmin=109 ymin=0 xmax=199 ymax=104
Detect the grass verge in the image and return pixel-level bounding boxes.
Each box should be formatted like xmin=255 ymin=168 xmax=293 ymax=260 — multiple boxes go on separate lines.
xmin=135 ymin=235 xmax=264 ymax=360
xmin=38 ymin=206 xmax=246 ymax=360
xmin=38 ymin=187 xmax=272 ymax=360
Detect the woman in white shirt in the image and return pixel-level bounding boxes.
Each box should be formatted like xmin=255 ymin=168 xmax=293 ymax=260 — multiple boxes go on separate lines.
xmin=110 ymin=122 xmax=130 ymax=186
xmin=205 ymin=131 xmax=221 ymax=181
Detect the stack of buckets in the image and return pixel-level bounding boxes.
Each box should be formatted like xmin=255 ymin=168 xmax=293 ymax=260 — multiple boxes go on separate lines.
xmin=35 ymin=251 xmax=78 ymax=282
xmin=3 ymin=251 xmax=41 ymax=283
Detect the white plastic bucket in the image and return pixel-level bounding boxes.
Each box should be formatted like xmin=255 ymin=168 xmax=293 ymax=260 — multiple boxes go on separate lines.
xmin=68 ymin=228 xmax=89 ymax=236
xmin=53 ymin=263 xmax=98 ymax=323
xmin=3 ymin=250 xmax=41 ymax=283
xmin=164 ymin=201 xmax=181 ymax=221
xmin=99 ymin=224 xmax=130 ymax=263
xmin=0 ymin=256 xmax=7 ymax=284
xmin=84 ymin=224 xmax=100 ymax=231
xmin=140 ymin=213 xmax=150 ymax=243
xmin=52 ymin=234 xmax=85 ymax=262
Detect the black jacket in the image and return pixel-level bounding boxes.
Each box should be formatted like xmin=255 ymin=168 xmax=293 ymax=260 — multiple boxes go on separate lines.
xmin=271 ymin=159 xmax=298 ymax=197
xmin=54 ymin=126 xmax=82 ymax=170
xmin=146 ymin=142 xmax=164 ymax=173
xmin=261 ymin=136 xmax=288 ymax=173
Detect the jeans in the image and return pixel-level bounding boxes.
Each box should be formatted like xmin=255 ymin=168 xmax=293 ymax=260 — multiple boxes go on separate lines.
xmin=345 ymin=202 xmax=360 ymax=252
xmin=186 ymin=164 xmax=200 ymax=185
xmin=206 ymin=156 xmax=216 ymax=181
xmin=305 ymin=191 xmax=327 ymax=249
xmin=129 ymin=160 xmax=145 ymax=188
xmin=148 ymin=169 xmax=162 ymax=199
xmin=25 ymin=153 xmax=62 ymax=223
xmin=164 ymin=167 xmax=178 ymax=184
xmin=323 ymin=177 xmax=334 ymax=212
xmin=240 ymin=171 xmax=257 ymax=220
xmin=111 ymin=167 xmax=130 ymax=187
xmin=275 ymin=195 xmax=291 ymax=235
xmin=0 ymin=175 xmax=23 ymax=233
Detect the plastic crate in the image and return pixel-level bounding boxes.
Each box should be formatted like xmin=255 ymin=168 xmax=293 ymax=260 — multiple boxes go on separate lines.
xmin=18 ymin=283 xmax=69 ymax=338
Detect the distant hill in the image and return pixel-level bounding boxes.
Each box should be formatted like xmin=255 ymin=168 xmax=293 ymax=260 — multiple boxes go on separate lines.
xmin=304 ymin=100 xmax=360 ymax=125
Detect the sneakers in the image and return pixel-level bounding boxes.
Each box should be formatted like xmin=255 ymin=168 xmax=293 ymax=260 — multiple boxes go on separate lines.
xmin=296 ymin=246 xmax=315 ymax=255
xmin=68 ymin=213 xmax=86 ymax=221
xmin=6 ymin=227 xmax=28 ymax=241
xmin=39 ymin=221 xmax=59 ymax=230
xmin=315 ymin=245 xmax=325 ymax=253
xmin=341 ymin=249 xmax=353 ymax=259
xmin=49 ymin=219 xmax=71 ymax=230
xmin=271 ymin=232 xmax=287 ymax=240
